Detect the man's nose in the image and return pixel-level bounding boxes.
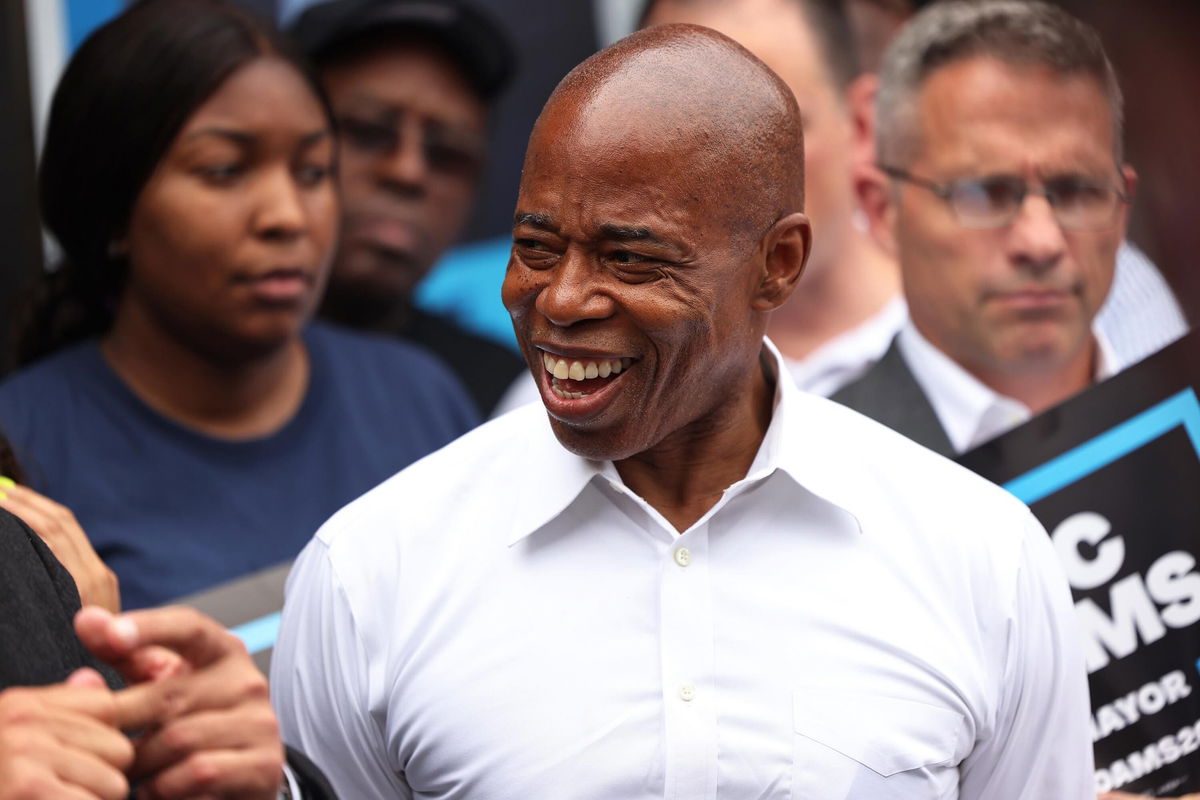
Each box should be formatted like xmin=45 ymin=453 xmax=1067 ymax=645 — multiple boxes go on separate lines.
xmin=1007 ymin=193 xmax=1067 ymax=274
xmin=534 ymin=251 xmax=614 ymax=327
xmin=377 ymin=120 xmax=429 ymax=196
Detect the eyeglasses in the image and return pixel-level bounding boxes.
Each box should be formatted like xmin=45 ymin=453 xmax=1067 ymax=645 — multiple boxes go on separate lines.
xmin=336 ymin=112 xmax=485 ymax=180
xmin=877 ymin=165 xmax=1129 ymax=230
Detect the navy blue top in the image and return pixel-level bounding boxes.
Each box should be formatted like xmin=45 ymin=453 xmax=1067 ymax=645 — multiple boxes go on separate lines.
xmin=0 ymin=323 xmax=478 ymax=609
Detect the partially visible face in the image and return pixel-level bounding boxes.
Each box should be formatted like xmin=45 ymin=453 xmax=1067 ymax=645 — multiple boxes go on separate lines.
xmin=502 ymin=98 xmax=774 ymax=461
xmin=321 ymin=42 xmax=488 ymax=301
xmin=121 ymin=57 xmax=337 ymax=359
xmin=884 ymin=57 xmax=1128 ymax=377
xmin=646 ymin=0 xmax=856 ymax=276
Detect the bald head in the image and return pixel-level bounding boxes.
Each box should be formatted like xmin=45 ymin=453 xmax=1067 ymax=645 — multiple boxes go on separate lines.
xmin=504 ymin=24 xmax=812 ymax=463
xmin=530 ymin=24 xmax=805 ymax=239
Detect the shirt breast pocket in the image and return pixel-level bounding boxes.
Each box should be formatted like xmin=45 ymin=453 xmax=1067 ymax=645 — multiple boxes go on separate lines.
xmin=791 ymin=690 xmax=963 ymax=800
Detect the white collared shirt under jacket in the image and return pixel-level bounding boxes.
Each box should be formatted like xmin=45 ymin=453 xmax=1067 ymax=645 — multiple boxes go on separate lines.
xmin=272 ymin=341 xmax=1093 ymax=800
xmin=898 ymin=320 xmax=1121 ymax=455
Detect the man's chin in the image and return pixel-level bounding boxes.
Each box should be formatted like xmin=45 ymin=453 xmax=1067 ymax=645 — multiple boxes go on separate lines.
xmin=332 ymin=247 xmax=429 ymax=298
xmin=321 ymin=268 xmax=414 ymax=325
xmin=989 ymin=328 xmax=1089 ymax=372
xmin=545 ymin=415 xmax=645 ymax=464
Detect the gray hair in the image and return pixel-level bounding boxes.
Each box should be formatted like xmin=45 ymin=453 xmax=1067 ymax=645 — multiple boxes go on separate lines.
xmin=874 ymin=0 xmax=1124 ymax=166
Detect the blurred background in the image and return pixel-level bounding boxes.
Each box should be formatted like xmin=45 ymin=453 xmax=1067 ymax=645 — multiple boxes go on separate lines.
xmin=1 ymin=0 xmax=1196 ymax=370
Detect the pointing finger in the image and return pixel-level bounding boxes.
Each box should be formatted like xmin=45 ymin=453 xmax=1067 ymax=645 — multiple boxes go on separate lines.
xmin=79 ymin=606 xmax=243 ymax=670
xmin=111 ymin=652 xmax=267 ymax=734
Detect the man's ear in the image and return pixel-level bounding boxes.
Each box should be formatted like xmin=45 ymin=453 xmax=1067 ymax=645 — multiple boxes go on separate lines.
xmin=855 ymin=163 xmax=899 ymax=259
xmin=752 ymin=212 xmax=812 ymax=312
xmin=846 ymin=73 xmax=879 ymax=169
xmin=1117 ymin=163 xmax=1138 ymax=237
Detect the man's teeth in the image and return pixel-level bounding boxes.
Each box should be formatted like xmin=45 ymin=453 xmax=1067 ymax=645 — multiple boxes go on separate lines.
xmin=542 ymin=353 xmax=632 ymax=382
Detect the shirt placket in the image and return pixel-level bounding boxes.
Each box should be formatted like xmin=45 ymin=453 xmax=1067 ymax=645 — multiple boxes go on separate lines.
xmin=659 ymin=522 xmax=717 ymax=800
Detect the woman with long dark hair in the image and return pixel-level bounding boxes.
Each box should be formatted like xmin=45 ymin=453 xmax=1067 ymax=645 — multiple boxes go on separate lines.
xmin=0 ymin=0 xmax=477 ymax=609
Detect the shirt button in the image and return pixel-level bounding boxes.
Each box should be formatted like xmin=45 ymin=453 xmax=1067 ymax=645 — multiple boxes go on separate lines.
xmin=679 ymin=684 xmax=696 ymax=702
xmin=673 ymin=547 xmax=692 ymax=567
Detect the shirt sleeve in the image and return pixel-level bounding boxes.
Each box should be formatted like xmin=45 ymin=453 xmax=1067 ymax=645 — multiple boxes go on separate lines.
xmin=959 ymin=510 xmax=1094 ymax=799
xmin=270 ymin=534 xmax=413 ymax=799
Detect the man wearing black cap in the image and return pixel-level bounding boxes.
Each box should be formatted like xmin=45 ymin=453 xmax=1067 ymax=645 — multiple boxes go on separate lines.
xmin=290 ymin=0 xmax=525 ymax=416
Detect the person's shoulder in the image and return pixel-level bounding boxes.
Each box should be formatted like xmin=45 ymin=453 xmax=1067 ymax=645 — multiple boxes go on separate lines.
xmin=305 ymin=321 xmax=478 ymax=423
xmin=315 ymin=402 xmax=547 ymax=548
xmin=796 ymin=391 xmax=1033 ymax=537
xmin=0 ymin=341 xmax=100 ymax=396
xmin=0 ymin=342 xmax=104 ymax=437
xmin=797 ymin=394 xmax=1039 ymax=610
xmin=306 ymin=320 xmax=457 ymax=376
xmin=408 ymin=308 xmax=513 ymax=354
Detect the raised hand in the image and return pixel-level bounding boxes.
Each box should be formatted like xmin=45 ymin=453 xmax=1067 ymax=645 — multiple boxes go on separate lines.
xmin=76 ymin=606 xmax=284 ymax=800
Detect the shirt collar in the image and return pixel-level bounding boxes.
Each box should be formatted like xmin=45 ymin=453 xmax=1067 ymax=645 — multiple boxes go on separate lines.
xmin=505 ymin=339 xmax=863 ymax=547
xmin=898 ymin=320 xmax=1119 ymax=454
xmin=1094 ymin=329 xmax=1119 ymax=380
xmin=505 ymin=408 xmax=606 ymax=546
xmin=762 ymin=339 xmax=864 ymax=533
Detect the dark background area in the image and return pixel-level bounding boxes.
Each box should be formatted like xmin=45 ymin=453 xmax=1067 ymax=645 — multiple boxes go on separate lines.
xmin=1 ymin=0 xmax=1196 ymax=372
xmin=1055 ymin=0 xmax=1200 ymax=329
xmin=0 ymin=1 xmax=43 ymax=375
xmin=446 ymin=1 xmax=599 ymax=243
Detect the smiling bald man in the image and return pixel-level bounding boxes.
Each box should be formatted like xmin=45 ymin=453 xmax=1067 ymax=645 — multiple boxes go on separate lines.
xmin=272 ymin=24 xmax=1092 ymax=799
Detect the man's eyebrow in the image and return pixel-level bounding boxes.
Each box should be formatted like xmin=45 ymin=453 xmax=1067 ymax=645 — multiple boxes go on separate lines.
xmin=599 ymin=224 xmax=661 ymax=243
xmin=514 ymin=212 xmax=556 ymax=231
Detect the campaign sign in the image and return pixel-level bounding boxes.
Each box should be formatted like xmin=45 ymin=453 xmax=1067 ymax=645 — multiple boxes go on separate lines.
xmin=959 ymin=332 xmax=1200 ymax=796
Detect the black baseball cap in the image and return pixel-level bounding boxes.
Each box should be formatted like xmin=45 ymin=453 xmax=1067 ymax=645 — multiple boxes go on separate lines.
xmin=289 ymin=0 xmax=515 ymax=100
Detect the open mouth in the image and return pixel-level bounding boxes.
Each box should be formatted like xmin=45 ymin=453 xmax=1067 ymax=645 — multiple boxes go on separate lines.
xmin=540 ymin=351 xmax=634 ymax=400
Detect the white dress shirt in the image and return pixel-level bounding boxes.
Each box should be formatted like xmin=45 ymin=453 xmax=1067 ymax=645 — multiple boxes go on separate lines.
xmin=272 ymin=341 xmax=1093 ymax=800
xmin=898 ymin=321 xmax=1120 ymax=454
xmin=1095 ymin=241 xmax=1188 ymax=367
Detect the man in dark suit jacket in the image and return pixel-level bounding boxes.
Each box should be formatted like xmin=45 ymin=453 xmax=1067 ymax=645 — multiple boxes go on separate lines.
xmin=834 ymin=338 xmax=955 ymax=455
xmin=833 ymin=0 xmax=1134 ymax=456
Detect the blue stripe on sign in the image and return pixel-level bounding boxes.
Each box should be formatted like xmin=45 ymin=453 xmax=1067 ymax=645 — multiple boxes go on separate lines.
xmin=1004 ymin=388 xmax=1200 ymax=505
xmin=230 ymin=611 xmax=282 ymax=655
xmin=65 ymin=0 xmax=125 ymax=52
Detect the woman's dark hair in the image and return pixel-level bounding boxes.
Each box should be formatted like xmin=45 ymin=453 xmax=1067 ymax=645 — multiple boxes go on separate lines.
xmin=17 ymin=0 xmax=332 ymax=366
